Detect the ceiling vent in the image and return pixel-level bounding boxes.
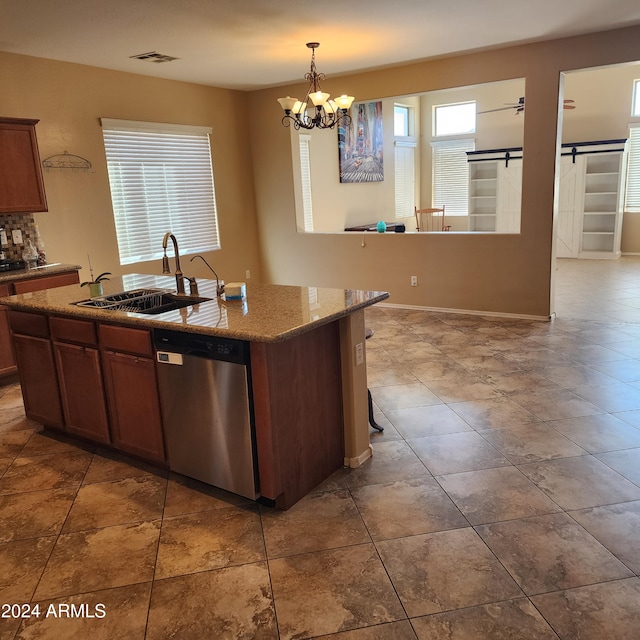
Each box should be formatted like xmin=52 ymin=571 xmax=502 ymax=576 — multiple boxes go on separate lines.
xmin=130 ymin=51 xmax=178 ymax=63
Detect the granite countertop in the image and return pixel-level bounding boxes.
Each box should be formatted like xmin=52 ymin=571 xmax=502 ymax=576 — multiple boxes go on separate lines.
xmin=0 ymin=273 xmax=390 ymax=343
xmin=0 ymin=263 xmax=82 ymax=284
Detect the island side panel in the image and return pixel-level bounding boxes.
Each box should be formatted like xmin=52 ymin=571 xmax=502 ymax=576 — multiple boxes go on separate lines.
xmin=251 ymin=320 xmax=344 ymax=509
xmin=338 ymin=309 xmax=372 ymax=467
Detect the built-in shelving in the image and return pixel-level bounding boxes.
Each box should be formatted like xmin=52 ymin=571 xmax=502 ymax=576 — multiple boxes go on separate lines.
xmin=557 ymin=139 xmax=628 ymax=259
xmin=467 ymin=147 xmax=522 ymax=233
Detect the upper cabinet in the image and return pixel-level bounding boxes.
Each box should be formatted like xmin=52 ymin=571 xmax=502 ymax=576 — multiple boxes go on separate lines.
xmin=0 ymin=117 xmax=48 ymax=214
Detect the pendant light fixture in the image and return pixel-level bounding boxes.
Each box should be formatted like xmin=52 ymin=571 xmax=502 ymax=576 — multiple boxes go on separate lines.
xmin=278 ymin=43 xmax=354 ymax=130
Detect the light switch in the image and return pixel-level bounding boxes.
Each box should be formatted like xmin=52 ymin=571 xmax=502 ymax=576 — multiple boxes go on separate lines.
xmin=355 ymin=342 xmax=364 ymax=366
xmin=12 ymin=229 xmax=23 ymax=245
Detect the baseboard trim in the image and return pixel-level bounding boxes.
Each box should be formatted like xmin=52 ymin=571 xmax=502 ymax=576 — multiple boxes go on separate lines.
xmin=377 ymin=302 xmax=551 ymax=322
xmin=345 ymin=444 xmax=373 ymax=469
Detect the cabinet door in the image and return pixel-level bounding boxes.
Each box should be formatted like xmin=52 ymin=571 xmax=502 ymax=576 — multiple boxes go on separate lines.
xmin=12 ymin=333 xmax=64 ymax=428
xmin=54 ymin=342 xmax=110 ymax=444
xmin=496 ymin=159 xmax=522 ymax=233
xmin=0 ymin=283 xmax=16 ymax=375
xmin=0 ymin=118 xmax=48 ymax=213
xmin=556 ymin=156 xmax=585 ymax=258
xmin=13 ymin=271 xmax=80 ymax=294
xmin=101 ymin=350 xmax=165 ymax=463
xmin=0 ymin=308 xmax=16 ymax=376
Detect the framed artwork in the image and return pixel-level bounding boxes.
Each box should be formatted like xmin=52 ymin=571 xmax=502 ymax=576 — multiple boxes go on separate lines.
xmin=338 ymin=101 xmax=384 ymax=183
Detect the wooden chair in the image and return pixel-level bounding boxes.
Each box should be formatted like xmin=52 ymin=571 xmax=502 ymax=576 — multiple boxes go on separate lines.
xmin=415 ymin=205 xmax=450 ymax=232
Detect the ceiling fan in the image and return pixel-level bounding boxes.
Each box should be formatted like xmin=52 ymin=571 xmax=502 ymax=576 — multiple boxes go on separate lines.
xmin=478 ymin=96 xmax=576 ymax=115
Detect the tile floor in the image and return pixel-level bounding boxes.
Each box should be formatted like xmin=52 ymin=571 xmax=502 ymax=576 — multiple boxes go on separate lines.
xmin=2 ymin=257 xmax=640 ymax=638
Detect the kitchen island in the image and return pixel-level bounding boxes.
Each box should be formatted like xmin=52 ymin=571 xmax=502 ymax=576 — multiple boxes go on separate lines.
xmin=0 ymin=274 xmax=389 ymax=508
xmin=0 ymin=263 xmax=81 ymax=376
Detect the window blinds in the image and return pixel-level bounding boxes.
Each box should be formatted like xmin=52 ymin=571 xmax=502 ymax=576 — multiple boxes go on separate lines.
xmin=625 ymin=125 xmax=640 ymax=213
xmin=395 ymin=141 xmax=416 ymax=218
xmin=431 ymin=138 xmax=475 ymax=215
xmin=101 ymin=118 xmax=220 ymax=265
xmin=299 ymin=136 xmax=314 ymax=232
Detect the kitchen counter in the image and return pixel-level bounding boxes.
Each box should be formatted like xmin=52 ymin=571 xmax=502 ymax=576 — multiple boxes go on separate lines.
xmin=0 ymin=262 xmax=82 ymax=284
xmin=2 ymin=273 xmax=389 ymax=508
xmin=0 ymin=273 xmax=389 ymax=343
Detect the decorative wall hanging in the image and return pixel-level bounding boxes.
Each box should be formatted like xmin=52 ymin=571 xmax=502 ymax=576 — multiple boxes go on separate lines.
xmin=42 ymin=151 xmax=92 ymax=171
xmin=338 ymin=101 xmax=383 ymax=183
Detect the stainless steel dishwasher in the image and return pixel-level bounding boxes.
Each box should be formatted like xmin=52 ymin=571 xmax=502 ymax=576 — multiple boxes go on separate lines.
xmin=154 ymin=329 xmax=258 ymax=500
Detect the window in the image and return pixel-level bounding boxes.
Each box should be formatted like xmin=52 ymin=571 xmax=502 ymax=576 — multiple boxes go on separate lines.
xmin=394 ymin=105 xmax=410 ymax=136
xmin=101 ymin=118 xmax=220 ymax=265
xmin=431 ymin=138 xmax=475 ymax=215
xmin=625 ymin=124 xmax=640 ymax=213
xmin=395 ymin=141 xmax=417 ymax=218
xmin=433 ymin=102 xmax=476 ymax=137
xmin=299 ymin=135 xmax=314 ymax=232
xmin=633 ymin=80 xmax=640 ymax=117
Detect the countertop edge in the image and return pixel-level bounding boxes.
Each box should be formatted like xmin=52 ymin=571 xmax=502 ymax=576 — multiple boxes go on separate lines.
xmin=0 ymin=284 xmax=390 ymax=343
xmin=0 ymin=263 xmax=82 ymax=283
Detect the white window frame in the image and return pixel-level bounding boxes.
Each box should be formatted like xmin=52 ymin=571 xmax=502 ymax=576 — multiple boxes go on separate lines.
xmin=625 ymin=123 xmax=640 ymax=213
xmin=431 ymin=138 xmax=475 ymax=216
xmin=433 ymin=101 xmax=476 ymax=137
xmin=395 ymin=140 xmax=417 ymax=218
xmin=632 ymin=79 xmax=640 ymax=117
xmin=101 ymin=118 xmax=220 ymax=266
xmin=393 ymin=103 xmax=417 ymax=219
xmin=394 ymin=104 xmax=410 ymax=137
xmin=298 ymin=135 xmax=314 ymax=232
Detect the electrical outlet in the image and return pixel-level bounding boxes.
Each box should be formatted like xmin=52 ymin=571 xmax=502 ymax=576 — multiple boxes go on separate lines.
xmin=245 ymin=269 xmax=251 ymax=279
xmin=0 ymin=230 xmax=7 ymax=246
xmin=355 ymin=342 xmax=364 ymax=366
xmin=411 ymin=275 xmax=418 ymax=286
xmin=12 ymin=229 xmax=23 ymax=245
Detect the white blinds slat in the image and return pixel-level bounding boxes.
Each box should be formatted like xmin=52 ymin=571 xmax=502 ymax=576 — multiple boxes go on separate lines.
xmin=299 ymin=136 xmax=314 ymax=232
xmin=625 ymin=125 xmax=640 ymax=213
xmin=102 ymin=121 xmax=220 ymax=265
xmin=431 ymin=138 xmax=475 ymax=215
xmin=395 ymin=142 xmax=416 ymax=218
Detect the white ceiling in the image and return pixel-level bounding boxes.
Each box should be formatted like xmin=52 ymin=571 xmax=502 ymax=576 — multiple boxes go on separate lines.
xmin=2 ymin=0 xmax=640 ymax=91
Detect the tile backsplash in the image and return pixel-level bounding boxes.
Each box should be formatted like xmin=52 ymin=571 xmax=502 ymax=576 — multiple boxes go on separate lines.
xmin=0 ymin=213 xmax=40 ymax=260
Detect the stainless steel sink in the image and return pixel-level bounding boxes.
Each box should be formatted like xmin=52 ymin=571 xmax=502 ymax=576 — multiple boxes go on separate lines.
xmin=73 ymin=288 xmax=211 ymax=314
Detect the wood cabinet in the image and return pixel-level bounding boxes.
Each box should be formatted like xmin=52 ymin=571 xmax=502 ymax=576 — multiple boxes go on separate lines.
xmin=99 ymin=324 xmax=165 ymax=463
xmin=0 ymin=117 xmax=48 ymax=214
xmin=51 ymin=317 xmax=110 ymax=444
xmin=0 ymin=270 xmax=80 ymax=376
xmin=8 ymin=308 xmax=164 ymax=464
xmin=557 ymin=139 xmax=628 ymax=259
xmin=12 ymin=271 xmax=79 ymax=294
xmin=0 ymin=284 xmax=14 ymax=376
xmin=251 ymin=320 xmax=344 ymax=509
xmin=9 ymin=311 xmax=63 ymax=429
xmin=467 ymin=148 xmax=522 ymax=232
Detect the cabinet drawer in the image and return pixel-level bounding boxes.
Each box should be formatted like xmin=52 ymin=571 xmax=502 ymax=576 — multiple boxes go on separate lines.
xmin=50 ymin=316 xmax=97 ymax=346
xmin=0 ymin=284 xmax=11 ymax=298
xmin=13 ymin=271 xmax=80 ymax=294
xmin=8 ymin=309 xmax=49 ymax=337
xmin=99 ymin=324 xmax=153 ymax=357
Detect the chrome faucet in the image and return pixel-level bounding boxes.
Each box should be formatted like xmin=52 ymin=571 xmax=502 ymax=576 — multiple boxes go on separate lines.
xmin=190 ymin=254 xmax=225 ymax=297
xmin=162 ymin=232 xmax=185 ymax=295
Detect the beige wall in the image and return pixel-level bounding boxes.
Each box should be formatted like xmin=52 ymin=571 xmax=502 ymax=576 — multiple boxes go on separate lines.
xmin=563 ymin=64 xmax=640 ymax=254
xmin=249 ymin=26 xmax=640 ymax=317
xmin=0 ymin=51 xmax=262 ymax=285
xmin=3 ymin=27 xmax=640 ymax=318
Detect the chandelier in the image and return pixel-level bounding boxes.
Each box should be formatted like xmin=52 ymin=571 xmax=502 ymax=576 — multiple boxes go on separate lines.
xmin=277 ymin=43 xmax=354 ymax=130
